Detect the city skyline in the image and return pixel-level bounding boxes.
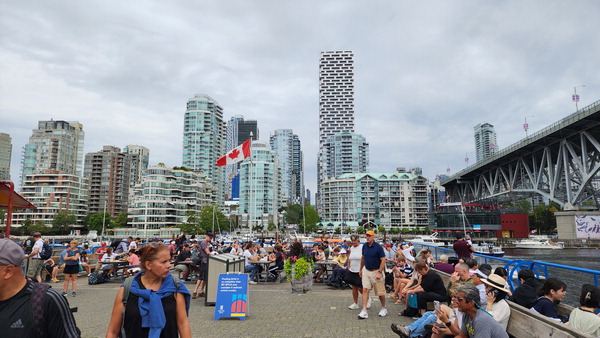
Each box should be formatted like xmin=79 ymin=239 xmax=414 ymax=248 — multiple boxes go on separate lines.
xmin=2 ymin=2 xmax=599 ymax=198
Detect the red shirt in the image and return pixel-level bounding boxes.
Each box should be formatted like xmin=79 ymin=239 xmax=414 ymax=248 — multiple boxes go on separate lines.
xmin=453 ymin=240 xmax=473 ymax=259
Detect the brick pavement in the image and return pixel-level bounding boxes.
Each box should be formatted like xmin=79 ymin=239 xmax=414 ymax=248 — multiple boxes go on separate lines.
xmin=60 ymin=276 xmax=415 ymax=338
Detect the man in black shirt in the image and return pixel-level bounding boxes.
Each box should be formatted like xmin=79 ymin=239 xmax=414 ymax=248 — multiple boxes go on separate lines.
xmin=509 ymin=269 xmax=543 ymax=308
xmin=173 ymin=244 xmax=193 ymax=281
xmin=0 ymin=239 xmax=80 ymax=337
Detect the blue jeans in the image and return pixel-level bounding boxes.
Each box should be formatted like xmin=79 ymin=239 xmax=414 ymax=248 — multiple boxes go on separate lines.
xmin=406 ymin=310 xmax=437 ymax=337
xmin=245 ymin=264 xmax=262 ymax=281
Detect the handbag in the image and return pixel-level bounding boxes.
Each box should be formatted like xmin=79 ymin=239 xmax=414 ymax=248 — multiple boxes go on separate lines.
xmin=78 ymin=264 xmax=83 ymax=272
xmin=408 ymin=293 xmax=419 ymax=308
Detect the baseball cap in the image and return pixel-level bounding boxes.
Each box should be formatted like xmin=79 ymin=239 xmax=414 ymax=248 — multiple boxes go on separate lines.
xmin=0 ymin=239 xmax=26 ymax=266
xmin=365 ymin=230 xmax=375 ymax=236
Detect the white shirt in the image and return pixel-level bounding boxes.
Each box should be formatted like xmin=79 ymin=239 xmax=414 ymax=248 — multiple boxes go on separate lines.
xmin=129 ymin=241 xmax=138 ymax=250
xmin=32 ymin=239 xmax=44 ymax=258
xmin=402 ymin=246 xmax=415 ymax=262
xmin=243 ymin=249 xmax=253 ymax=266
xmin=348 ymin=244 xmax=363 ymax=273
xmin=488 ymin=299 xmax=511 ymax=330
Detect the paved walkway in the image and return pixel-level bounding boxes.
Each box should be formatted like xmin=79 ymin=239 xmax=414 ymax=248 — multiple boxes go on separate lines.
xmin=61 ymin=276 xmax=415 ymax=338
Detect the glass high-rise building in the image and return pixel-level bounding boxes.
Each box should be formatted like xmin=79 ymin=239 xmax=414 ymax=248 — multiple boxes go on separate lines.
xmin=182 ymin=94 xmax=226 ymax=203
xmin=0 ymin=133 xmax=12 ymax=180
xmin=11 ymin=170 xmax=88 ymax=228
xmin=123 ymin=145 xmax=150 ymax=187
xmin=21 ymin=120 xmax=85 ymax=187
xmin=317 ymin=51 xmax=355 ymax=207
xmin=226 ymin=115 xmax=259 ymax=200
xmin=270 ymin=129 xmax=303 ymax=205
xmin=128 ymin=164 xmax=215 ymax=236
xmin=239 ymin=141 xmax=280 ymax=230
xmin=474 ymin=123 xmax=498 ymax=162
xmin=322 ymin=132 xmax=369 ymax=180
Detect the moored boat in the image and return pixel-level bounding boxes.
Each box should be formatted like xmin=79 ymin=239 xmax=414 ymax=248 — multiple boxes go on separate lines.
xmin=472 ymin=242 xmax=505 ymax=257
xmin=411 ymin=232 xmax=445 ymax=247
xmin=515 ymin=235 xmax=564 ymax=249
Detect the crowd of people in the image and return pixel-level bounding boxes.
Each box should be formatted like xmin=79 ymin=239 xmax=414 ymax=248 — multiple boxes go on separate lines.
xmin=1 ymin=230 xmax=599 ymax=337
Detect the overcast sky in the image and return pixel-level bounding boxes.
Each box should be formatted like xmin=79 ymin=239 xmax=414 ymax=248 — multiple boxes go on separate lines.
xmin=2 ymin=1 xmax=599 ymax=198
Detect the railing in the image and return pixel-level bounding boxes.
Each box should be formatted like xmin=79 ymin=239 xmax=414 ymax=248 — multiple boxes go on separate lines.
xmin=411 ymin=243 xmax=600 ymax=307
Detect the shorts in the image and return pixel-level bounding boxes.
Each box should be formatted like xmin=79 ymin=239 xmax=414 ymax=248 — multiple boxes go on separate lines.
xmin=198 ymin=263 xmax=207 ymax=281
xmin=63 ymin=264 xmax=79 ymax=275
xmin=361 ymin=267 xmax=382 ymax=290
xmin=27 ymin=259 xmax=43 ymax=278
xmin=174 ymin=264 xmax=189 ymax=273
xmin=344 ymin=271 xmax=363 ymax=288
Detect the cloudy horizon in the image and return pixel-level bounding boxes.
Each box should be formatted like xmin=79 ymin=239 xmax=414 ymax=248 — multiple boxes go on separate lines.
xmin=2 ymin=1 xmax=599 ymax=199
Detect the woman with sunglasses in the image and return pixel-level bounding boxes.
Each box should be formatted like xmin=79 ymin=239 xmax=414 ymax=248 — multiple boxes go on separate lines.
xmin=106 ymin=243 xmax=191 ymax=338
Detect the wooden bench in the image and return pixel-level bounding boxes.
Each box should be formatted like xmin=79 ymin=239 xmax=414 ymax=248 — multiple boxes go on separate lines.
xmin=432 ymin=268 xmax=592 ymax=338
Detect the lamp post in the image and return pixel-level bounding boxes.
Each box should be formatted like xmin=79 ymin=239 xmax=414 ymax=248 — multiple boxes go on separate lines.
xmin=573 ymin=85 xmax=585 ymax=111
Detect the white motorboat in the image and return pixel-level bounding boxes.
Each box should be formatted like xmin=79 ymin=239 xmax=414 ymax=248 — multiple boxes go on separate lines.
xmin=515 ymin=236 xmax=564 ymax=249
xmin=411 ymin=232 xmax=445 ymax=247
xmin=472 ymin=242 xmax=505 ymax=257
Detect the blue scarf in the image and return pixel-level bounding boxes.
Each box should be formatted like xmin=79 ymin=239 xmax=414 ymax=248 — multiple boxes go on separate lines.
xmin=127 ymin=273 xmax=190 ymax=338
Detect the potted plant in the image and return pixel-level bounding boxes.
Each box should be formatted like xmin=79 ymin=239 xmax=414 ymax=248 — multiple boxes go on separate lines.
xmin=283 ymin=241 xmax=314 ymax=293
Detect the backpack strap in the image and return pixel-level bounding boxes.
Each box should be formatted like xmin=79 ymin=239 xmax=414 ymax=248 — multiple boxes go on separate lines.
xmin=122 ymin=276 xmax=135 ymax=308
xmin=31 ymin=282 xmax=51 ymax=336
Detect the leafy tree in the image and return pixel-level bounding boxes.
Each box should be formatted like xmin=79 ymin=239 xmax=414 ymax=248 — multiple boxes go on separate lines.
xmin=389 ymin=227 xmax=400 ymax=235
xmin=198 ymin=205 xmax=229 ymax=234
xmin=531 ymin=201 xmax=561 ymax=234
xmin=334 ymin=227 xmax=341 ymax=234
xmin=303 ymin=205 xmax=319 ymax=228
xmin=179 ymin=211 xmax=201 ymax=234
xmin=85 ymin=212 xmax=112 ymax=232
xmin=267 ymin=221 xmax=276 ymax=232
xmin=111 ymin=212 xmax=128 ymax=228
xmin=0 ymin=210 xmax=5 ymax=225
xmin=356 ymin=226 xmax=365 ymax=234
xmin=378 ymin=226 xmax=387 ymax=234
xmin=52 ymin=211 xmax=76 ymax=235
xmin=284 ymin=204 xmax=303 ymax=225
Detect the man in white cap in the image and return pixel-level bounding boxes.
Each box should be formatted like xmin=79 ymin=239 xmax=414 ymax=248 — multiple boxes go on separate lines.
xmin=0 ymin=239 xmax=80 ymax=337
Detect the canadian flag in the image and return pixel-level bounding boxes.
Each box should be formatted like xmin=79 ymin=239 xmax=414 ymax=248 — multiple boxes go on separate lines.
xmin=216 ymin=139 xmax=251 ymax=166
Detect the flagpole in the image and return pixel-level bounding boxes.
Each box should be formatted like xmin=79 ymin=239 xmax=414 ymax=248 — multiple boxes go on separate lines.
xmin=248 ymin=134 xmax=253 ymax=236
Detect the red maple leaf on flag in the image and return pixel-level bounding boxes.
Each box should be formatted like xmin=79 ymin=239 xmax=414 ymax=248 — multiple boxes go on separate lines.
xmin=228 ymin=149 xmax=240 ymax=159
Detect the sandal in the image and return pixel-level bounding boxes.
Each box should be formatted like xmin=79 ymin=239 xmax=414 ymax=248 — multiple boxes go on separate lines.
xmin=394 ymin=299 xmax=404 ymax=305
xmin=389 ymin=293 xmax=398 ymax=299
xmin=192 ymin=292 xmax=197 ymax=299
xmin=199 ymin=292 xmax=205 ymax=297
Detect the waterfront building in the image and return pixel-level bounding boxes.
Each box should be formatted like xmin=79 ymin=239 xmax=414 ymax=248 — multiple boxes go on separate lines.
xmin=317 ymin=51 xmax=355 ymax=207
xmin=319 ymin=170 xmax=429 ymax=230
xmin=0 ymin=133 xmax=11 ymax=180
xmin=123 ymin=145 xmax=149 ymax=187
xmin=84 ymin=146 xmax=132 ymax=217
xmin=182 ymin=94 xmax=226 ymax=203
xmin=226 ymin=115 xmax=259 ymax=200
xmin=269 ymin=129 xmax=303 ymax=205
xmin=127 ymin=164 xmax=215 ymax=237
xmin=238 ymin=141 xmax=280 ymax=230
xmin=474 ymin=122 xmax=498 ymax=162
xmin=21 ymin=120 xmax=85 ymax=186
xmin=432 ymin=202 xmax=529 ymax=238
xmin=11 ymin=170 xmax=88 ymax=228
xmin=321 ymin=132 xmax=369 ymax=180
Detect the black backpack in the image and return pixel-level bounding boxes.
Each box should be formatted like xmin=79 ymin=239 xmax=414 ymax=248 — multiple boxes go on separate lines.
xmin=110 ymin=239 xmax=122 ymax=250
xmin=39 ymin=242 xmax=52 ymax=260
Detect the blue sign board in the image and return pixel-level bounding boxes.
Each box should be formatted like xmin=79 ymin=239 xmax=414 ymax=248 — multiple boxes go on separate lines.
xmin=214 ymin=273 xmax=248 ymax=321
xmin=473 ymin=224 xmax=481 ymax=230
